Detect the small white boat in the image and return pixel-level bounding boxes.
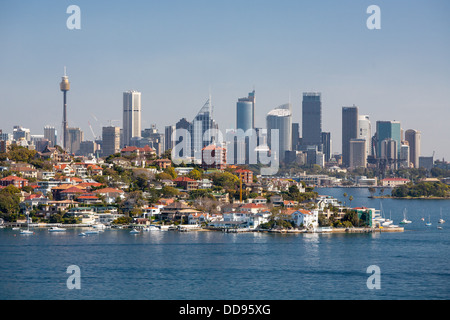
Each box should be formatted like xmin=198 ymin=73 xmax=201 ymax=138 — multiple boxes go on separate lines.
xmin=425 ymin=216 xmax=432 ymax=227
xmin=438 ymin=208 xmax=445 ymax=224
xmin=143 ymin=225 xmax=160 ymax=231
xmin=399 ymin=209 xmax=412 ymax=224
xmin=437 ymin=226 xmax=443 ymax=230
xmin=20 ymin=229 xmax=34 ymax=235
xmin=130 ymin=228 xmax=140 ymax=234
xmin=49 ymin=226 xmax=66 ymax=232
xmin=78 ymin=232 xmax=87 ymax=236
xmin=12 ymin=227 xmax=20 ymax=230
xmin=85 ymin=230 xmax=100 ymax=235
xmin=93 ymin=224 xmax=106 ymax=230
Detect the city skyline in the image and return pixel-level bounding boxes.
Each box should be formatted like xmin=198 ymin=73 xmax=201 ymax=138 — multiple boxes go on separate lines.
xmin=0 ymin=1 xmax=449 ymax=159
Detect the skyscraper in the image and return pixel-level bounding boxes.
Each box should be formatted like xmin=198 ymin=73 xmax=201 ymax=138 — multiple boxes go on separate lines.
xmin=342 ymin=106 xmax=359 ymax=168
xmin=102 ymin=126 xmax=121 ymax=157
xmin=321 ymin=132 xmax=332 ymax=162
xmin=358 ymin=115 xmax=372 ymax=159
xmin=44 ymin=126 xmax=57 ymax=147
xmin=404 ymin=129 xmax=421 ymax=168
xmin=302 ymin=92 xmax=322 ymax=147
xmin=191 ymin=98 xmax=219 ymax=163
xmin=123 ymin=90 xmax=142 ymax=147
xmin=349 ymin=138 xmax=367 ymax=169
xmin=236 ymin=90 xmax=255 ymax=132
xmin=267 ymin=103 xmax=292 ymax=162
xmin=165 ymin=125 xmax=175 ymax=152
xmin=376 ymin=121 xmax=401 ymax=160
xmin=60 ymin=68 xmax=70 ymax=152
xmin=67 ymin=127 xmax=83 ymax=155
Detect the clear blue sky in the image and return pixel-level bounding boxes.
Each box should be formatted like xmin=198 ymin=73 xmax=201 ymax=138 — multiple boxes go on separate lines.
xmin=1 ymin=0 xmax=449 ymax=159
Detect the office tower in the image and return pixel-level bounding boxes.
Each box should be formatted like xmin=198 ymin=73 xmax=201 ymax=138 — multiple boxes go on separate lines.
xmin=102 ymin=126 xmax=121 ymax=157
xmin=191 ymin=98 xmax=219 ymax=163
xmin=302 ymin=92 xmax=322 ymax=147
xmin=380 ymin=138 xmax=398 ymax=169
xmin=67 ymin=127 xmax=83 ymax=155
xmin=141 ymin=126 xmax=165 ymax=156
xmin=60 ymin=68 xmax=70 ymax=151
xmin=292 ymin=123 xmax=300 ymax=151
xmin=419 ymin=156 xmax=434 ymax=171
xmin=404 ymin=129 xmax=421 ymax=168
xmin=321 ymin=132 xmax=332 ymax=162
xmin=123 ymin=90 xmax=142 ymax=147
xmin=173 ymin=118 xmax=193 ymax=159
xmin=44 ymin=126 xmax=57 ymax=147
xmin=236 ymin=91 xmax=255 ymax=132
xmin=165 ymin=125 xmax=175 ymax=152
xmin=266 ymin=103 xmax=292 ymax=162
xmin=358 ymin=115 xmax=372 ymax=159
xmin=12 ymin=126 xmax=31 ymax=142
xmin=400 ymin=143 xmax=410 ymax=168
xmin=349 ymin=138 xmax=367 ymax=169
xmin=79 ymin=141 xmax=98 ymax=157
xmin=376 ymin=121 xmax=401 ymax=160
xmin=342 ymin=106 xmax=359 ymax=168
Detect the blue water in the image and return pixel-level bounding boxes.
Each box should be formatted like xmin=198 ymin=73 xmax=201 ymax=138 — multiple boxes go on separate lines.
xmin=0 ymin=188 xmax=449 ymax=300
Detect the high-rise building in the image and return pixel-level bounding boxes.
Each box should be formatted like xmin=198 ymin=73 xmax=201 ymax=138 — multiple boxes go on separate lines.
xmin=342 ymin=106 xmax=359 ymax=168
xmin=67 ymin=127 xmax=83 ymax=155
xmin=191 ymin=98 xmax=219 ymax=163
xmin=236 ymin=90 xmax=255 ymax=132
xmin=44 ymin=126 xmax=57 ymax=147
xmin=349 ymin=138 xmax=367 ymax=169
xmin=102 ymin=126 xmax=121 ymax=157
xmin=358 ymin=115 xmax=372 ymax=159
xmin=60 ymin=68 xmax=70 ymax=151
xmin=321 ymin=132 xmax=332 ymax=162
xmin=12 ymin=126 xmax=31 ymax=142
xmin=376 ymin=121 xmax=401 ymax=160
xmin=123 ymin=90 xmax=142 ymax=147
xmin=400 ymin=143 xmax=410 ymax=168
xmin=292 ymin=123 xmax=300 ymax=151
xmin=302 ymin=92 xmax=322 ymax=147
xmin=165 ymin=125 xmax=175 ymax=152
xmin=267 ymin=103 xmax=292 ymax=162
xmin=404 ymin=129 xmax=421 ymax=168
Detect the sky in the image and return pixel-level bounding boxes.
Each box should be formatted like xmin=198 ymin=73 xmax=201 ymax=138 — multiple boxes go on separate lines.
xmin=0 ymin=0 xmax=449 ymax=159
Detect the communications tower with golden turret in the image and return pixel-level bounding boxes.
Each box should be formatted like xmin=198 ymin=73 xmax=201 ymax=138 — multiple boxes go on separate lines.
xmin=60 ymin=67 xmax=70 ymax=151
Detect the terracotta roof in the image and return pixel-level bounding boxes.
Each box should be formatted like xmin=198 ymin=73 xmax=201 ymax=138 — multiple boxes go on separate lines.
xmin=93 ymin=187 xmax=124 ymax=194
xmin=173 ymin=176 xmax=196 ymax=182
xmin=1 ymin=175 xmax=28 ymax=182
xmin=61 ymin=186 xmax=86 ymax=194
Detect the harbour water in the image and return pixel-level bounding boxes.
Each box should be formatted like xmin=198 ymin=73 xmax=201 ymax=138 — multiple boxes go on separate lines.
xmin=0 ymin=188 xmax=448 ymax=300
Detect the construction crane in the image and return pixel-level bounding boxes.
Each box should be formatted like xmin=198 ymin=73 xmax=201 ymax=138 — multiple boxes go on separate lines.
xmin=88 ymin=121 xmax=98 ymax=140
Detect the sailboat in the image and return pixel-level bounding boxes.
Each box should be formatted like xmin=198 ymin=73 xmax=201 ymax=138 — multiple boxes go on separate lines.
xmin=425 ymin=215 xmax=432 ymax=227
xmin=438 ymin=208 xmax=445 ymax=224
xmin=20 ymin=212 xmax=34 ymax=235
xmin=399 ymin=208 xmax=412 ymax=224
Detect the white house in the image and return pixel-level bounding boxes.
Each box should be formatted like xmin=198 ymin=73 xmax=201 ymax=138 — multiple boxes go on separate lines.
xmin=291 ymin=209 xmax=319 ymax=230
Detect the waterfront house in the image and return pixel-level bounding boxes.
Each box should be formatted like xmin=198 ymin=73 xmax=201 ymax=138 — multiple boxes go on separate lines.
xmin=380 ymin=178 xmax=410 ymax=187
xmin=291 ymin=209 xmax=319 ymax=230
